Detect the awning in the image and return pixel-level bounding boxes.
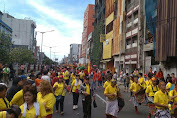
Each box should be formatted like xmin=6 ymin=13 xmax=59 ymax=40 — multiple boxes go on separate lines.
xmin=100 ymin=59 xmax=111 ymax=63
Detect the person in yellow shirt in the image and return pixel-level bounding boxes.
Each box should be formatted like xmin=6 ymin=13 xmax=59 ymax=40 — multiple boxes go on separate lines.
xmin=104 ymin=79 xmax=123 ymax=118
xmin=63 ymin=68 xmax=70 ymax=85
xmin=70 ymin=74 xmax=82 ymax=110
xmin=130 ymin=76 xmax=141 ymax=114
xmin=145 ymin=75 xmax=152 ymax=87
xmin=79 ymin=70 xmax=85 ymax=83
xmin=53 ymin=76 xmax=67 ymax=115
xmin=37 ymin=80 xmax=56 ymax=118
xmin=20 ymin=85 xmax=47 ymax=118
xmin=145 ymin=77 xmax=159 ymax=118
xmin=0 ymin=83 xmax=9 ymax=111
xmin=80 ymin=77 xmax=95 ymax=118
xmin=0 ymin=105 xmax=21 ymax=118
xmin=166 ymin=78 xmax=172 ymax=92
xmin=71 ymin=72 xmax=76 ymax=83
xmin=154 ymin=81 xmax=171 ymax=118
xmin=169 ymin=84 xmax=177 ymax=104
xmin=138 ymin=73 xmax=146 ymax=89
xmin=103 ymin=74 xmax=112 ymax=89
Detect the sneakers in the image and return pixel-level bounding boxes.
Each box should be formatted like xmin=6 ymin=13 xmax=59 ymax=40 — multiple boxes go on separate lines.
xmin=60 ymin=112 xmax=64 ymax=115
xmin=75 ymin=105 xmax=78 ymax=109
xmin=73 ymin=105 xmax=78 ymax=110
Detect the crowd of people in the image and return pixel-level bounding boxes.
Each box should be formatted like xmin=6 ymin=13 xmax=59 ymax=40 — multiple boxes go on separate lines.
xmin=0 ymin=64 xmax=177 ymax=118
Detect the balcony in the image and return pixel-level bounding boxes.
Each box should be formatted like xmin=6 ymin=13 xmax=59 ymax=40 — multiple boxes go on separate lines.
xmin=127 ymin=0 xmax=139 ymax=12
xmin=126 ymin=44 xmax=131 ymax=49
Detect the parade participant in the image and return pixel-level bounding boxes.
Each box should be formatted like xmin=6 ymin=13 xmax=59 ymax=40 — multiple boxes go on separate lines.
xmin=154 ymin=81 xmax=171 ymax=118
xmin=133 ymin=68 xmax=139 ymax=76
xmin=63 ymin=68 xmax=70 ymax=85
xmin=35 ymin=72 xmax=43 ymax=88
xmin=145 ymin=75 xmax=153 ymax=87
xmin=52 ymin=73 xmax=59 ymax=86
xmin=10 ymin=81 xmax=31 ymax=106
xmin=92 ymin=70 xmax=97 ymax=89
xmin=166 ymin=78 xmax=172 ymax=92
xmin=80 ymin=77 xmax=95 ymax=118
xmin=166 ymin=74 xmax=172 ymax=83
xmin=104 ymin=79 xmax=121 ymax=118
xmin=79 ymin=70 xmax=85 ymax=83
xmin=171 ymin=73 xmax=177 ymax=84
xmin=169 ymin=84 xmax=177 ymax=104
xmin=97 ymin=71 xmax=102 ymax=88
xmin=71 ymin=72 xmax=76 ymax=83
xmin=0 ymin=105 xmax=21 ymax=118
xmin=6 ymin=77 xmax=23 ymax=102
xmin=155 ymin=68 xmax=164 ymax=82
xmin=2 ymin=64 xmax=10 ymax=84
xmin=130 ymin=76 xmax=141 ymax=114
xmin=0 ymin=83 xmax=9 ymax=111
xmin=138 ymin=73 xmax=146 ymax=89
xmin=145 ymin=77 xmax=159 ymax=118
xmin=149 ymin=67 xmax=153 ymax=74
xmin=70 ymin=74 xmax=82 ymax=110
xmin=103 ymin=73 xmax=112 ymax=89
xmin=41 ymin=70 xmax=51 ymax=84
xmin=20 ymin=85 xmax=47 ymax=118
xmin=37 ymin=80 xmax=56 ymax=118
xmin=53 ymin=75 xmax=67 ymax=115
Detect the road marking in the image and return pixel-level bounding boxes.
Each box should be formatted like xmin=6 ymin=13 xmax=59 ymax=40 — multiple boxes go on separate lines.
xmin=95 ymin=94 xmax=106 ymax=103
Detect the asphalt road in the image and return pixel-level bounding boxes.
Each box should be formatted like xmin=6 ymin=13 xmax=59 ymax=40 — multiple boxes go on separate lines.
xmin=52 ymin=81 xmax=149 ymax=118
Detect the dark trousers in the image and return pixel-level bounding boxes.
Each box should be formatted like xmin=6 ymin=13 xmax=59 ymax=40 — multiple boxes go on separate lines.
xmin=65 ymin=79 xmax=69 ymax=85
xmin=82 ymin=95 xmax=91 ymax=118
xmin=56 ymin=96 xmax=65 ymax=112
xmin=73 ymin=92 xmax=79 ymax=105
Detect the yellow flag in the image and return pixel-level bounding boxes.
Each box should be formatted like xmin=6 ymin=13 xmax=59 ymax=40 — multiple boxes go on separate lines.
xmin=88 ymin=57 xmax=91 ymax=74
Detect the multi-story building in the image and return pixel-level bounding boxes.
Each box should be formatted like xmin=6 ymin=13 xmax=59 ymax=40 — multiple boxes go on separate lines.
xmin=2 ymin=13 xmax=36 ymax=52
xmin=80 ymin=4 xmax=95 ymax=64
xmin=70 ymin=44 xmax=80 ymax=64
xmin=86 ymin=32 xmax=93 ymax=64
xmin=101 ymin=0 xmax=115 ymax=72
xmin=0 ymin=11 xmax=12 ymax=35
xmin=124 ymin=0 xmax=145 ymax=73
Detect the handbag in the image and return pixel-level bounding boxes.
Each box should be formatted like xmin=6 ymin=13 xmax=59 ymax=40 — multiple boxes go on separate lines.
xmin=93 ymin=100 xmax=97 ymax=108
xmin=55 ymin=84 xmax=64 ymax=101
xmin=117 ymin=97 xmax=125 ymax=108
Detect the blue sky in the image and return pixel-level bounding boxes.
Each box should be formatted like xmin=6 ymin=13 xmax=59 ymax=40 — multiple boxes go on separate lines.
xmin=0 ymin=0 xmax=94 ymax=61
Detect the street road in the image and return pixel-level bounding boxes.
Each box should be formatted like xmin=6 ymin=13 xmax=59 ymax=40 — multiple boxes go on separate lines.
xmin=52 ymin=82 xmax=149 ymax=118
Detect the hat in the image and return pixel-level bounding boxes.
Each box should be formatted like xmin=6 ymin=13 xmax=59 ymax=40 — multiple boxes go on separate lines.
xmin=20 ymin=75 xmax=27 ymax=80
xmin=59 ymin=75 xmax=63 ymax=79
xmin=9 ymin=105 xmax=21 ymax=118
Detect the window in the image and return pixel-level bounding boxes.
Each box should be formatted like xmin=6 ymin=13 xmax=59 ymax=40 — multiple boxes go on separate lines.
xmin=106 ymin=21 xmax=113 ymax=34
xmin=132 ymin=35 xmax=137 ymax=47
xmin=126 ymin=38 xmax=131 ymax=49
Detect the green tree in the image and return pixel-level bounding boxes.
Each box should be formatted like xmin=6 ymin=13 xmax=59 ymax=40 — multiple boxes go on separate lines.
xmin=0 ymin=32 xmax=12 ymax=64
xmin=42 ymin=55 xmax=53 ymax=65
xmin=9 ymin=48 xmax=35 ymax=64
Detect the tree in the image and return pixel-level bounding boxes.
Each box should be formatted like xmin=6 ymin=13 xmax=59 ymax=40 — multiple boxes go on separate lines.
xmin=9 ymin=48 xmax=35 ymax=64
xmin=0 ymin=32 xmax=12 ymax=64
xmin=42 ymin=55 xmax=53 ymax=65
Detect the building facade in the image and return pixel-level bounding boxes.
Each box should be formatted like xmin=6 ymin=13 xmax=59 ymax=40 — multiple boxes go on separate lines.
xmin=70 ymin=44 xmax=80 ymax=64
xmin=0 ymin=11 xmax=12 ymax=35
xmin=2 ymin=13 xmax=36 ymax=52
xmin=80 ymin=4 xmax=95 ymax=64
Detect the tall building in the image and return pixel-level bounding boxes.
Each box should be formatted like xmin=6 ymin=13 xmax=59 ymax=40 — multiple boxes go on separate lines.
xmin=80 ymin=4 xmax=95 ymax=64
xmin=70 ymin=44 xmax=80 ymax=64
xmin=0 ymin=11 xmax=12 ymax=35
xmin=2 ymin=13 xmax=36 ymax=52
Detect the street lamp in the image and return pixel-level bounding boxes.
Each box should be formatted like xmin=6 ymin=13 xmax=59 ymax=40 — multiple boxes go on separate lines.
xmin=43 ymin=45 xmax=57 ymax=59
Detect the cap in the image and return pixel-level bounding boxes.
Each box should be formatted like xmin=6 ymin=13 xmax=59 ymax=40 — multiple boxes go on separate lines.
xmin=151 ymin=77 xmax=157 ymax=81
xmin=59 ymin=75 xmax=63 ymax=79
xmin=9 ymin=105 xmax=21 ymax=118
xmin=20 ymin=75 xmax=27 ymax=80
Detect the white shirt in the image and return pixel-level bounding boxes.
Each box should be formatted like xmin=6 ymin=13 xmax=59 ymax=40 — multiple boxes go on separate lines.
xmin=41 ymin=75 xmax=51 ymax=83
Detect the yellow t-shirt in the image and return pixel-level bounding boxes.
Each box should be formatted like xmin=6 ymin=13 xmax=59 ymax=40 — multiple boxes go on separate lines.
xmin=154 ymin=90 xmax=170 ymax=109
xmin=0 ymin=111 xmax=6 ymax=118
xmin=130 ymin=82 xmax=141 ymax=92
xmin=145 ymin=80 xmax=152 ymax=87
xmin=146 ymin=85 xmax=159 ymax=97
xmin=86 ymin=84 xmax=90 ymax=95
xmin=104 ymin=85 xmax=119 ymax=100
xmin=139 ymin=77 xmax=146 ymax=89
xmin=71 ymin=73 xmax=76 ymax=83
xmin=10 ymin=90 xmax=24 ymax=106
xmin=53 ymin=82 xmax=66 ymax=96
xmin=0 ymin=98 xmax=9 ymax=111
xmin=79 ymin=72 xmax=85 ymax=79
xmin=166 ymin=82 xmax=172 ymax=90
xmin=169 ymin=89 xmax=177 ymax=103
xmin=63 ymin=71 xmax=69 ymax=80
xmin=20 ymin=101 xmax=47 ymax=118
xmin=103 ymin=80 xmax=111 ymax=89
xmin=37 ymin=92 xmax=56 ymax=115
xmin=71 ymin=80 xmax=82 ymax=93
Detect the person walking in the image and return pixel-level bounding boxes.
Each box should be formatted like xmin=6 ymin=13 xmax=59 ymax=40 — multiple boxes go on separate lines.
xmin=92 ymin=70 xmax=97 ymax=89
xmin=41 ymin=70 xmax=51 ymax=83
xmin=63 ymin=68 xmax=70 ymax=85
xmin=80 ymin=77 xmax=95 ymax=118
xmin=53 ymin=75 xmax=67 ymax=115
xmin=70 ymin=74 xmax=82 ymax=110
xmin=2 ymin=64 xmax=10 ymax=84
xmin=97 ymin=71 xmax=102 ymax=88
